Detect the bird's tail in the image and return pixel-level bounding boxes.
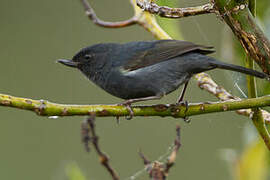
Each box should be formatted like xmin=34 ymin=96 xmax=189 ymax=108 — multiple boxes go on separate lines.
xmin=209 ymin=60 xmax=270 ymax=80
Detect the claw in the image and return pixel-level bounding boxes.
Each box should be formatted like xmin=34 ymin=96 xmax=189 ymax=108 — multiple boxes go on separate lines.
xmin=124 ymin=103 xmax=134 ymax=120
xmin=177 ymin=100 xmax=190 ymax=123
xmin=117 ymin=95 xmax=162 ymax=120
xmin=117 ymin=102 xmax=134 ymax=120
xmin=183 ymin=116 xmax=191 ymax=123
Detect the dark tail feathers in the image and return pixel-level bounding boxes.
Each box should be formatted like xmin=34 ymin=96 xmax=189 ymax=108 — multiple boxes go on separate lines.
xmin=210 ymin=61 xmax=269 ymax=80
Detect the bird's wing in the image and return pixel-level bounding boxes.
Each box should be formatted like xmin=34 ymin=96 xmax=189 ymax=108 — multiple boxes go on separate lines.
xmin=123 ymin=40 xmax=215 ymax=71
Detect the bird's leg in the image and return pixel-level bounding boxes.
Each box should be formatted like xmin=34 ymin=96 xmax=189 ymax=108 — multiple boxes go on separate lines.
xmin=176 ymin=81 xmax=190 ymax=122
xmin=177 ymin=81 xmax=189 ymax=104
xmin=119 ymin=95 xmax=163 ymax=120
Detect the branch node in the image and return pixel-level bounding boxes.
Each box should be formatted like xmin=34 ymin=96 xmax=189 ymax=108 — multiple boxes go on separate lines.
xmin=139 ymin=125 xmax=182 ymax=180
xmin=34 ymin=100 xmax=47 ymax=115
xmin=136 ymin=0 xmax=214 ymax=18
xmin=81 ymin=115 xmax=120 ymax=180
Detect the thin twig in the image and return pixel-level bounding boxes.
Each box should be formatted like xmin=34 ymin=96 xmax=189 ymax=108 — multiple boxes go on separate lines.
xmin=165 ymin=125 xmax=181 ymax=175
xmin=252 ymin=109 xmax=270 ymax=150
xmin=81 ymin=0 xmax=137 ymax=28
xmin=136 ymin=0 xmax=215 ymax=18
xmin=139 ymin=125 xmax=182 ymax=180
xmin=84 ymin=115 xmax=120 ymax=180
xmin=81 ymin=120 xmax=91 ymax=152
xmin=195 ymin=73 xmax=270 ymax=123
xmin=138 ymin=149 xmax=151 ymax=165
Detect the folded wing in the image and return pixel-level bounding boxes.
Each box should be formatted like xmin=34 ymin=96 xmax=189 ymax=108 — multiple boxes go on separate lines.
xmin=123 ymin=40 xmax=215 ymax=71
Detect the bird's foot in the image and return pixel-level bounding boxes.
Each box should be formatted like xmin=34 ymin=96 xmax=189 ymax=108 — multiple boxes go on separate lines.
xmin=117 ymin=102 xmax=134 ymax=120
xmin=176 ymin=100 xmax=190 ymax=123
xmin=183 ymin=116 xmax=191 ymax=123
xmin=176 ymin=100 xmax=188 ymax=106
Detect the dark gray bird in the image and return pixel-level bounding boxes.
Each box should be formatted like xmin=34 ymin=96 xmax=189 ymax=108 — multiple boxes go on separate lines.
xmin=58 ymin=40 xmax=269 ymax=118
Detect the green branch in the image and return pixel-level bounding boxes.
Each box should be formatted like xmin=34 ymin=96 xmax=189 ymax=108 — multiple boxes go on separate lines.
xmin=1 ymin=93 xmax=270 ymax=118
xmin=214 ymin=0 xmax=270 ymax=149
xmin=245 ymin=0 xmax=270 ymax=150
xmin=245 ymin=0 xmax=257 ymax=99
xmin=252 ymin=109 xmax=270 ymax=150
xmin=214 ymin=0 xmax=270 ymax=73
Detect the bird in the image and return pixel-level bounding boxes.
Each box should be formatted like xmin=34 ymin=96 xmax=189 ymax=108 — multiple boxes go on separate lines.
xmin=58 ymin=40 xmax=269 ymax=119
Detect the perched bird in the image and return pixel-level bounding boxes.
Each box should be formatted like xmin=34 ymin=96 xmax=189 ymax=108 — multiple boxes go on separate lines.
xmin=58 ymin=40 xmax=269 ymax=118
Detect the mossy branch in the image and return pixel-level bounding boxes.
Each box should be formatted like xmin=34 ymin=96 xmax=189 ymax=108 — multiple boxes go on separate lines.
xmin=252 ymin=109 xmax=270 ymax=150
xmin=1 ymin=93 xmax=270 ymax=118
xmin=214 ymin=0 xmax=270 ymax=74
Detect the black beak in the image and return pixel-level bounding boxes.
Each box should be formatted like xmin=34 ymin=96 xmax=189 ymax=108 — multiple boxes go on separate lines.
xmin=57 ymin=59 xmax=78 ymax=68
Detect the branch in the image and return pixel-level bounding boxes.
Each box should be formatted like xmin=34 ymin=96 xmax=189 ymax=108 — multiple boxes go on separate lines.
xmin=195 ymin=73 xmax=269 ymax=123
xmin=252 ymin=109 xmax=270 ymax=150
xmin=80 ymin=0 xmax=137 ymax=28
xmin=197 ymin=73 xmax=270 ymax=150
xmin=139 ymin=125 xmax=181 ymax=180
xmin=164 ymin=125 xmax=181 ymax=175
xmin=82 ymin=115 xmax=119 ymax=180
xmin=1 ymin=93 xmax=270 ymax=118
xmin=136 ymin=0 xmax=215 ymax=18
xmin=214 ymin=0 xmax=270 ymax=74
xmin=213 ymin=0 xmax=270 ymax=149
xmin=244 ymin=0 xmax=269 ymax=149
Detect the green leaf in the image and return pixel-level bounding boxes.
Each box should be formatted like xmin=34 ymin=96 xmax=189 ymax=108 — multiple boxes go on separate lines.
xmin=66 ymin=163 xmax=86 ymax=180
xmin=235 ymin=140 xmax=269 ymax=180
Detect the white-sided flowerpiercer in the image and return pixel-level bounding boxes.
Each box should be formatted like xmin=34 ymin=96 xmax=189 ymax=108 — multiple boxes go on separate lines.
xmin=58 ymin=40 xmax=269 ymax=119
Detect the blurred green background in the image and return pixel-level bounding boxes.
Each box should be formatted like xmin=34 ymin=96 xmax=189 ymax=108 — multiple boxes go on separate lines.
xmin=0 ymin=0 xmax=269 ymax=179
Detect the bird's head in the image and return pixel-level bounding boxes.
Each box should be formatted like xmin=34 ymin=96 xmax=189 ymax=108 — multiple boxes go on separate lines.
xmin=57 ymin=43 xmax=116 ymax=76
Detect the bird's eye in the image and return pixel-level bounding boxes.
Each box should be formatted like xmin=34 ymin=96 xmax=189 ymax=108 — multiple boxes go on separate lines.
xmin=84 ymin=54 xmax=93 ymax=60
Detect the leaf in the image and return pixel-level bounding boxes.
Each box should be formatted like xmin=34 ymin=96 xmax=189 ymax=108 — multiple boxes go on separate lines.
xmin=234 ymin=140 xmax=269 ymax=180
xmin=66 ymin=163 xmax=86 ymax=180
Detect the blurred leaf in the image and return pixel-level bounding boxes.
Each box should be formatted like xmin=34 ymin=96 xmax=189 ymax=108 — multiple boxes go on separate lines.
xmin=234 ymin=140 xmax=269 ymax=180
xmin=156 ymin=0 xmax=183 ymax=39
xmin=257 ymin=1 xmax=270 ymax=19
xmin=66 ymin=163 xmax=86 ymax=180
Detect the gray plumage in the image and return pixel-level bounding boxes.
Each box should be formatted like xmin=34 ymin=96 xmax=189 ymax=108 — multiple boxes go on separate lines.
xmin=58 ymin=40 xmax=269 ymax=101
